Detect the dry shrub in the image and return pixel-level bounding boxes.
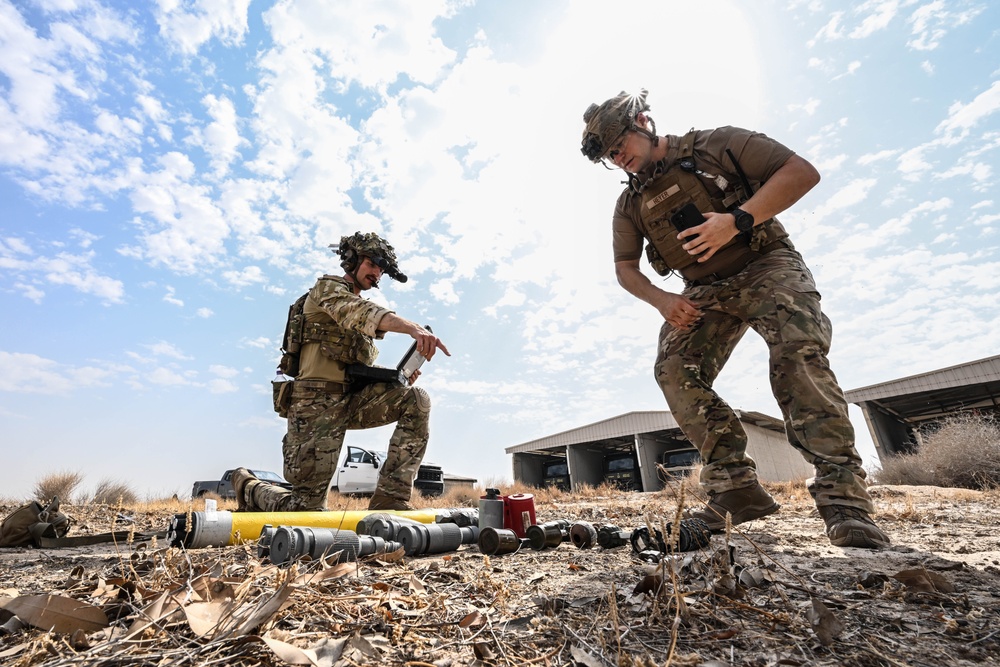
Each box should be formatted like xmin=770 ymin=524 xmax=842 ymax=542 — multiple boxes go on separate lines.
xmin=437 ymin=485 xmax=480 ymax=507
xmin=874 ymin=413 xmax=1000 ymax=490
xmin=90 ymin=478 xmax=140 ymax=505
xmin=33 ymin=470 xmax=84 ymax=503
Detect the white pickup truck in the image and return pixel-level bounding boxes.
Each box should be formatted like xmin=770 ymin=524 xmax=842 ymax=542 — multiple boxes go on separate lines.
xmin=332 ymin=445 xmax=444 ymax=497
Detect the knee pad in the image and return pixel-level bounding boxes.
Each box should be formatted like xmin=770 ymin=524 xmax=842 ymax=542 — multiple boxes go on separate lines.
xmin=410 ymin=385 xmax=431 ymax=413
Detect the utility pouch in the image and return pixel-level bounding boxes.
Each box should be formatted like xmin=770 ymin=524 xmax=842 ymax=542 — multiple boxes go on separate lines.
xmin=0 ymin=497 xmax=72 ymax=548
xmin=272 ymin=379 xmax=293 ymax=418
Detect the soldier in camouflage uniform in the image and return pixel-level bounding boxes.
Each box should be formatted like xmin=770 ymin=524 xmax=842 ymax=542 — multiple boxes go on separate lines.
xmin=581 ymin=90 xmax=889 ymax=548
xmin=234 ymin=232 xmax=449 ymax=512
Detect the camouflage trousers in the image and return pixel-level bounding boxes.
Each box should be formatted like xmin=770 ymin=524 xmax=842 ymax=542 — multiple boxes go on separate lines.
xmin=249 ymin=380 xmax=431 ymax=512
xmin=655 ymin=248 xmax=874 ymax=513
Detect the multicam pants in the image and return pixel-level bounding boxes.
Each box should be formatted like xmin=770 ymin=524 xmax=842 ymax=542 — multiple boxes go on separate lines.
xmin=251 ymin=380 xmax=431 ymax=512
xmin=655 ymin=248 xmax=874 ymax=512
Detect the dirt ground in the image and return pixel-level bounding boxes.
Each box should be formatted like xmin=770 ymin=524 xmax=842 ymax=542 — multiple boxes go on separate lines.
xmin=1 ymin=484 xmax=999 ymax=666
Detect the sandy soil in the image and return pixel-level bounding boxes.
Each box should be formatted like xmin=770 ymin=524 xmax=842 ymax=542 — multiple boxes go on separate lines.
xmin=1 ymin=484 xmax=998 ymax=666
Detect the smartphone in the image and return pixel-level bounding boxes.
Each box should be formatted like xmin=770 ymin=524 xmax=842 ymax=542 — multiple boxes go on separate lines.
xmin=670 ymin=203 xmax=706 ymax=233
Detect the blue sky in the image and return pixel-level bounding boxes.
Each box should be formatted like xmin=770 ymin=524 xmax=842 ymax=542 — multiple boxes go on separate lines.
xmin=1 ymin=0 xmax=997 ymax=501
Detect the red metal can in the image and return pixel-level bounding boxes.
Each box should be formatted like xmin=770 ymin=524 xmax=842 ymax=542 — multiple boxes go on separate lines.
xmin=503 ymin=493 xmax=536 ymax=538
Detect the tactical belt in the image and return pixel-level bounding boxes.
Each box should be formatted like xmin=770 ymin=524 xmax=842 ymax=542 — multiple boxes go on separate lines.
xmin=686 ymin=240 xmax=790 ymax=287
xmin=292 ymin=379 xmax=352 ymax=395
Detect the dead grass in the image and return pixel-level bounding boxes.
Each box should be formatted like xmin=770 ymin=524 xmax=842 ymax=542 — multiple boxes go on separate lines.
xmin=874 ymin=412 xmax=1000 ymax=489
xmin=32 ymin=470 xmax=85 ymax=504
xmin=89 ymin=479 xmax=139 ymax=506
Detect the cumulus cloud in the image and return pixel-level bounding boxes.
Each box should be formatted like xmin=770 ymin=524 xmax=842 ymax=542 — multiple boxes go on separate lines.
xmin=154 ymin=0 xmax=251 ymax=55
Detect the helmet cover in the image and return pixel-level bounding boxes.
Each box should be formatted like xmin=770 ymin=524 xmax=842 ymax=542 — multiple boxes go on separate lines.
xmin=580 ymin=89 xmax=651 ymax=162
xmin=330 ymin=231 xmax=405 ymax=281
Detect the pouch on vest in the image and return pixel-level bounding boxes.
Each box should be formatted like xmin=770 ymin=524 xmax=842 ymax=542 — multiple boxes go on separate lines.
xmin=0 ymin=497 xmax=72 ymax=548
xmin=272 ymin=379 xmax=293 ymax=418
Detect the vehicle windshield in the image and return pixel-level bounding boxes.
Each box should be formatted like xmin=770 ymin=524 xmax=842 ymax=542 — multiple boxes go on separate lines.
xmin=253 ymin=470 xmax=285 ymax=483
xmin=606 ymin=456 xmax=636 ymax=471
xmin=544 ymin=462 xmax=568 ymax=476
xmin=664 ymin=450 xmax=699 ymax=467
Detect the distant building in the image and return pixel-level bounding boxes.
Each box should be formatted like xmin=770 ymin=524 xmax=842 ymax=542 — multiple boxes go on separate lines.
xmin=442 ymin=473 xmax=478 ymax=494
xmin=846 ymin=354 xmax=1000 ymax=460
xmin=505 ymin=410 xmax=813 ymax=492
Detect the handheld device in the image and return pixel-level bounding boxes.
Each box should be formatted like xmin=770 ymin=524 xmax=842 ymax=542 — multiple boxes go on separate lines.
xmin=670 ymin=203 xmax=706 ymax=232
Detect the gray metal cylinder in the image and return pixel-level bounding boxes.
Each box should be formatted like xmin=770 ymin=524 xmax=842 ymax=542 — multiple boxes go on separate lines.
xmin=269 ymin=526 xmax=362 ymax=565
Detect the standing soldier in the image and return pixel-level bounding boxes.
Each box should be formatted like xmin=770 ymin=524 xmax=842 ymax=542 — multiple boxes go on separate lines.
xmin=234 ymin=232 xmax=449 ymax=512
xmin=581 ymin=90 xmax=889 ymax=548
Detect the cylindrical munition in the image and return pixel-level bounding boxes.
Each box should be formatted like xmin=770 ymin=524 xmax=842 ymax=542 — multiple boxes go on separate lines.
xmin=168 ymin=508 xmax=441 ymax=549
xmin=596 ymin=524 xmax=631 ymax=549
xmin=570 ymin=521 xmax=599 ymax=549
xmin=525 ymin=520 xmax=571 ymax=550
xmin=260 ymin=525 xmax=403 ymax=565
xmin=477 ymin=527 xmax=525 ymax=555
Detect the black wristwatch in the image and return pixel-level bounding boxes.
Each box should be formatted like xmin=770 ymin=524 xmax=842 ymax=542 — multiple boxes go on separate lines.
xmin=732 ymin=207 xmax=755 ymax=234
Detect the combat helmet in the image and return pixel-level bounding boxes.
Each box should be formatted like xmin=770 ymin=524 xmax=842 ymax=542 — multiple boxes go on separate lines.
xmin=330 ymin=232 xmax=408 ymax=284
xmin=580 ymin=89 xmax=655 ymax=163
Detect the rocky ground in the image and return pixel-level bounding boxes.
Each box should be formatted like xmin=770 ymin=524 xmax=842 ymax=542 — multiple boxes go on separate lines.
xmin=1 ymin=483 xmax=999 ymax=666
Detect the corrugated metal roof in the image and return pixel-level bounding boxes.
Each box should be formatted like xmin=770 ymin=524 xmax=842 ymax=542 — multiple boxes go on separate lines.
xmin=503 ymin=409 xmax=784 ymax=454
xmin=845 ymin=355 xmax=1000 ymax=402
xmin=504 ymin=411 xmax=680 ymax=454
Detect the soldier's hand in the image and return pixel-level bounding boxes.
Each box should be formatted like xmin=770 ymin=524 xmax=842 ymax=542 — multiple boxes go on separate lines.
xmin=677 ymin=211 xmax=741 ymax=262
xmin=408 ymin=369 xmax=421 ymax=385
xmin=654 ymin=293 xmax=701 ymax=330
xmin=412 ymin=326 xmax=450 ymax=361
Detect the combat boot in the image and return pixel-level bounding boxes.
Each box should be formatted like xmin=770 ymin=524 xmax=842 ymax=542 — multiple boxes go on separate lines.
xmin=688 ymin=482 xmax=780 ymax=532
xmin=231 ymin=468 xmax=259 ymax=512
xmin=818 ymin=505 xmax=891 ymax=549
xmin=368 ymin=491 xmax=415 ymax=512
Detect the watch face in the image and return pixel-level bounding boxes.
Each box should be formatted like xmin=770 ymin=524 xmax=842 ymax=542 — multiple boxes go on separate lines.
xmin=735 ymin=209 xmax=754 ymax=233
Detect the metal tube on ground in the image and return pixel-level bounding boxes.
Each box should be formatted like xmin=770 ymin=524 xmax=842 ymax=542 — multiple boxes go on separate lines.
xmin=168 ymin=508 xmax=442 ymax=549
xmin=478 ymin=527 xmax=527 ymax=555
xmin=263 ymin=525 xmax=403 ymax=565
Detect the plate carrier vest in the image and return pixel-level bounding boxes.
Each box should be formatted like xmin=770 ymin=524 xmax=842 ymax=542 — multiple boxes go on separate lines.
xmin=631 ymin=130 xmax=789 ymax=283
xmin=279 ymin=276 xmax=378 ymax=378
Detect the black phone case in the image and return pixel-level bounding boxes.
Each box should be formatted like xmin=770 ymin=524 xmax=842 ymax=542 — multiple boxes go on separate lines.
xmin=670 ymin=203 xmax=706 ymax=232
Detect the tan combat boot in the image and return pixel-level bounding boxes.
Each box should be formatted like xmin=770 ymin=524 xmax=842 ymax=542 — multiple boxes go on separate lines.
xmin=688 ymin=482 xmax=780 ymax=532
xmin=231 ymin=468 xmax=259 ymax=512
xmin=818 ymin=505 xmax=891 ymax=549
xmin=367 ymin=491 xmax=415 ymax=512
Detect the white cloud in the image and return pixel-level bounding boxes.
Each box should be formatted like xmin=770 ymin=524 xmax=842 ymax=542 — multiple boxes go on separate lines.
xmin=848 ymin=1 xmax=899 ymax=39
xmin=143 ymin=341 xmax=191 ymax=360
xmin=0 ymin=351 xmax=115 ymax=394
xmin=208 ymin=378 xmax=239 ymax=393
xmin=223 ymin=265 xmax=267 ymax=287
xmin=907 ymin=0 xmax=983 ymax=51
xmin=188 ymin=93 xmax=247 ymax=177
xmin=935 ymin=81 xmax=1000 ymax=141
xmin=262 ymin=0 xmax=457 ymax=89
xmin=154 ymin=0 xmax=251 ymax=55
xmin=196 ymin=307 xmax=214 ymax=318
xmin=163 ymin=285 xmax=184 ymax=306
xmin=210 ymin=364 xmax=240 ymax=378
xmin=0 ymin=239 xmax=125 ymax=303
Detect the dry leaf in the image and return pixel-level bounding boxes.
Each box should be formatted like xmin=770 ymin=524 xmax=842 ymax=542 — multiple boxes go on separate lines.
xmin=124 ymin=591 xmax=183 ymax=640
xmin=294 ymin=561 xmax=357 ymax=586
xmin=570 ymin=645 xmax=603 ymax=667
xmin=409 ymin=574 xmax=426 ymax=594
xmin=632 ymin=574 xmax=663 ymax=596
xmin=1 ymin=594 xmax=109 ymax=634
xmin=893 ymin=568 xmax=955 ymax=593
xmin=184 ymin=599 xmax=235 ymax=638
xmin=473 ymin=641 xmax=494 ymax=660
xmin=458 ymin=610 xmax=486 ymax=628
xmin=262 ymin=636 xmax=318 ymax=665
xmin=808 ymin=598 xmax=844 ymax=646
xmin=230 ymin=581 xmax=295 ymax=638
